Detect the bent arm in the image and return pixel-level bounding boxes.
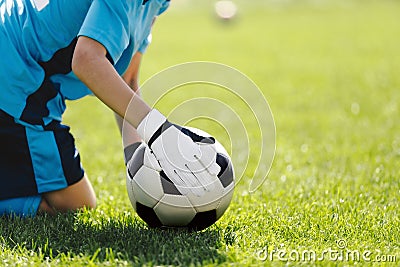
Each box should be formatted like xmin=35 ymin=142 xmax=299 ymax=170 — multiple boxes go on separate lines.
xmin=72 ymin=36 xmax=150 ymax=128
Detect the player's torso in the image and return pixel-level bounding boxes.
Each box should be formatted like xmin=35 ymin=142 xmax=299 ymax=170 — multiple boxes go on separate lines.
xmin=0 ymin=0 xmax=169 ymax=125
xmin=1 ymin=0 xmax=163 ymax=63
xmin=1 ymin=0 xmax=91 ymax=62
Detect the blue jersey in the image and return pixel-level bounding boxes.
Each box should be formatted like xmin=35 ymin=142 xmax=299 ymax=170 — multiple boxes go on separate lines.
xmin=0 ymin=0 xmax=169 ymax=126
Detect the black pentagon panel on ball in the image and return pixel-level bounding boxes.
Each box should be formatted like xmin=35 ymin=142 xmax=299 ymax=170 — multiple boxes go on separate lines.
xmin=216 ymin=153 xmax=234 ymax=188
xmin=136 ymin=202 xmax=163 ymax=228
xmin=127 ymin=145 xmax=146 ymax=179
xmin=123 ymin=142 xmax=142 ymax=164
xmin=187 ymin=209 xmax=217 ymax=231
xmin=160 ymin=170 xmax=182 ymax=195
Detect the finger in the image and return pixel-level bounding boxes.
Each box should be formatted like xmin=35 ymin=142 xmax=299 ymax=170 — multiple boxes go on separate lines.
xmin=186 ymin=162 xmax=215 ymax=189
xmin=195 ymin=171 xmax=216 ymax=192
xmin=180 ymin=169 xmax=200 ymax=188
xmin=175 ymin=167 xmax=210 ymax=196
xmin=144 ymin=147 xmax=162 ymax=171
xmin=171 ymin=172 xmax=205 ymax=196
xmin=174 ymin=184 xmax=190 ymax=196
xmin=194 ymin=144 xmax=221 ymax=176
xmin=207 ymin=162 xmax=221 ymax=176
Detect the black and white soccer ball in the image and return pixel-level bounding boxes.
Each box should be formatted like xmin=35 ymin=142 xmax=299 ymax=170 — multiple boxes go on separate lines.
xmin=126 ymin=127 xmax=235 ymax=231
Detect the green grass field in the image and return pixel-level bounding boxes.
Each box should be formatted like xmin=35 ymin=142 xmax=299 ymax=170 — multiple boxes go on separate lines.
xmin=1 ymin=0 xmax=399 ymax=266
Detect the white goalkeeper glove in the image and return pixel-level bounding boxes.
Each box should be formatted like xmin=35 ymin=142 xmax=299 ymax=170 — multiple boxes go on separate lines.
xmin=137 ymin=109 xmax=221 ymax=196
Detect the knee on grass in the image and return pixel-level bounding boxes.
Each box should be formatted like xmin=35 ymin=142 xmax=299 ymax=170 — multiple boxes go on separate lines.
xmin=40 ymin=175 xmax=97 ymax=214
xmin=39 ymin=195 xmax=97 ymax=215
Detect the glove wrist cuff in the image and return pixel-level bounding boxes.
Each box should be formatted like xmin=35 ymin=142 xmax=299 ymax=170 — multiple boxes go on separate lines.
xmin=137 ymin=109 xmax=166 ymax=144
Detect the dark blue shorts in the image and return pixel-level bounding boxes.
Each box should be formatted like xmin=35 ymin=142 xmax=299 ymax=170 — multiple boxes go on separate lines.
xmin=0 ymin=109 xmax=84 ymax=201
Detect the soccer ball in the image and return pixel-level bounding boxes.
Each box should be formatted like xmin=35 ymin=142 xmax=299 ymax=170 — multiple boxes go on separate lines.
xmin=126 ymin=127 xmax=235 ymax=231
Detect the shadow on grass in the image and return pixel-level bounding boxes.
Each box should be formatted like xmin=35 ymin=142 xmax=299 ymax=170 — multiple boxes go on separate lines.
xmin=0 ymin=211 xmax=230 ymax=266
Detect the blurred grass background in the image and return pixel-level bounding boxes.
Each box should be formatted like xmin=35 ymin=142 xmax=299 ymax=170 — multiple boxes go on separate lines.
xmin=1 ymin=0 xmax=399 ymax=265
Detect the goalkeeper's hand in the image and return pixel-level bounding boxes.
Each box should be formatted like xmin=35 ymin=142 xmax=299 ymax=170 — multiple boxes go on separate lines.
xmin=137 ymin=109 xmax=221 ymax=196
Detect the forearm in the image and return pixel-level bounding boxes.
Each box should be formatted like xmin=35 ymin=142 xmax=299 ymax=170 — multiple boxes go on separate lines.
xmin=115 ymin=112 xmax=142 ymax=147
xmin=114 ymin=51 xmax=142 ymax=133
xmin=115 ymin=51 xmax=144 ymax=146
